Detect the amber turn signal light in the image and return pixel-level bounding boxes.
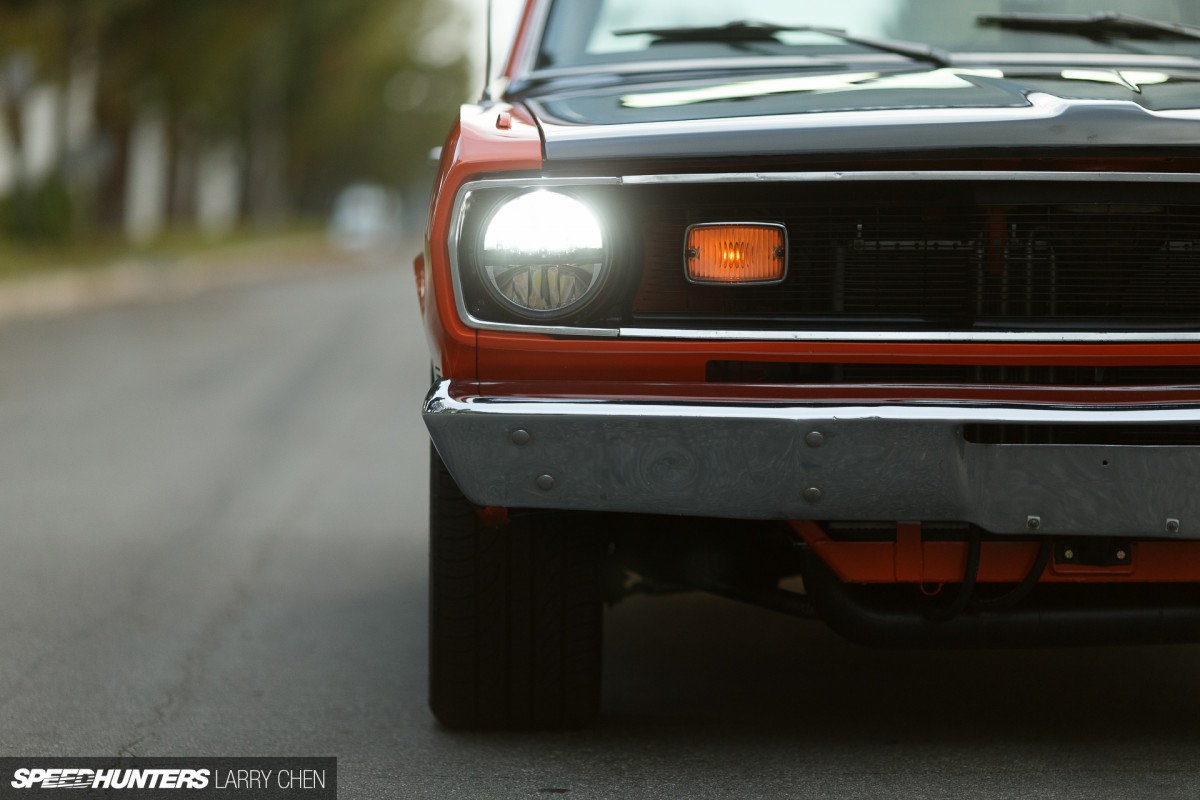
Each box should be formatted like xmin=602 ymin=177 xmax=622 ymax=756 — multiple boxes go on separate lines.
xmin=685 ymin=223 xmax=787 ymax=285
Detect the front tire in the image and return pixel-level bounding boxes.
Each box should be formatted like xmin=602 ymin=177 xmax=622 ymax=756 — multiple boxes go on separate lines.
xmin=428 ymin=448 xmax=604 ymax=729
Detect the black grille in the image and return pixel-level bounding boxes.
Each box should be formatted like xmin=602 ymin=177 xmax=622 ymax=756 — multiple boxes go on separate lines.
xmin=706 ymin=361 xmax=1200 ymax=386
xmin=629 ymin=181 xmax=1200 ymax=330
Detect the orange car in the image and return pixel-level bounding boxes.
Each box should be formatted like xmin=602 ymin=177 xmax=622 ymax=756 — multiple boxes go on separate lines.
xmin=418 ymin=0 xmax=1200 ymax=729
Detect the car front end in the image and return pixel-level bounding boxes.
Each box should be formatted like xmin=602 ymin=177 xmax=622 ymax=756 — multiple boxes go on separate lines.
xmin=418 ymin=0 xmax=1200 ymax=729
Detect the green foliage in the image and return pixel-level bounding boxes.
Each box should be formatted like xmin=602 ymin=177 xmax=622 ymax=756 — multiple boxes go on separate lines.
xmin=0 ymin=175 xmax=74 ymax=243
xmin=0 ymin=0 xmax=470 ymax=234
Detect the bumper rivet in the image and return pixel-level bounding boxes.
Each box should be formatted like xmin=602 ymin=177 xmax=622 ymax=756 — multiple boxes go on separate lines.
xmin=511 ymin=429 xmax=531 ymax=446
xmin=805 ymin=431 xmax=826 ymax=448
xmin=1166 ymin=518 xmax=1181 ymax=534
xmin=536 ymin=474 xmax=556 ymax=491
xmin=1026 ymin=516 xmax=1041 ymax=531
xmin=803 ymin=487 xmax=822 ymax=503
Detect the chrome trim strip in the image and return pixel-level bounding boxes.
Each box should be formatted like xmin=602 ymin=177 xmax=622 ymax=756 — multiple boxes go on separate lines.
xmin=426 ymin=381 xmax=1200 ymax=422
xmin=456 ymin=176 xmax=622 ymax=192
xmin=618 ymin=328 xmax=1200 ymax=343
xmin=424 ymin=380 xmax=1200 ymax=536
xmin=448 ymin=172 xmax=1200 ymax=342
xmin=622 ymin=170 xmax=1200 ymax=185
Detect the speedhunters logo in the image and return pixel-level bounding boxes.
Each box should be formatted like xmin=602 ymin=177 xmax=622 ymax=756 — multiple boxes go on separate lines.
xmin=0 ymin=759 xmax=335 ymax=798
xmin=12 ymin=769 xmax=210 ymax=789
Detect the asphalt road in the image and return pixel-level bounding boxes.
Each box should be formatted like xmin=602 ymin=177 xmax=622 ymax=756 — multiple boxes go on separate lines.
xmin=2 ymin=263 xmax=1200 ymax=799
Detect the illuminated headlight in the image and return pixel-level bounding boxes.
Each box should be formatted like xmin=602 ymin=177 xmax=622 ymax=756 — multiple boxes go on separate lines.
xmin=479 ymin=191 xmax=609 ymax=319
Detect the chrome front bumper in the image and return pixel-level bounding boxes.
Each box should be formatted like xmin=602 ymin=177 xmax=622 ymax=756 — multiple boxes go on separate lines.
xmin=423 ymin=381 xmax=1200 ymax=539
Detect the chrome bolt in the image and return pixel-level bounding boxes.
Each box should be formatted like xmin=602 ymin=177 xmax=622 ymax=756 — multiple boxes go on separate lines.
xmin=1116 ymin=549 xmax=1128 ymax=561
xmin=511 ymin=429 xmax=531 ymax=446
xmin=803 ymin=487 xmax=822 ymax=503
xmin=1026 ymin=516 xmax=1041 ymax=531
xmin=536 ymin=474 xmax=556 ymax=491
xmin=1063 ymin=548 xmax=1075 ymax=560
xmin=1166 ymin=518 xmax=1181 ymax=534
xmin=804 ymin=431 xmax=826 ymax=448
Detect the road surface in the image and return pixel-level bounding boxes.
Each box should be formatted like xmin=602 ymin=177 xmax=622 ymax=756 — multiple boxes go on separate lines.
xmin=1 ymin=262 xmax=1198 ymax=798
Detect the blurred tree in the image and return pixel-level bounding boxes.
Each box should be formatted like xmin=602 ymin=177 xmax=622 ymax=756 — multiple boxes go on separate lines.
xmin=0 ymin=0 xmax=470 ymax=242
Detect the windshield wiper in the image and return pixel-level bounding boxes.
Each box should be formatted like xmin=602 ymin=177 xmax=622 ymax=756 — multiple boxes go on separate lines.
xmin=613 ymin=20 xmax=952 ymax=68
xmin=976 ymin=11 xmax=1200 ymax=43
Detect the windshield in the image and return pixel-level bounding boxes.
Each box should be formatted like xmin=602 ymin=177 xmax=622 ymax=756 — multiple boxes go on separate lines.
xmin=537 ymin=0 xmax=1200 ymax=69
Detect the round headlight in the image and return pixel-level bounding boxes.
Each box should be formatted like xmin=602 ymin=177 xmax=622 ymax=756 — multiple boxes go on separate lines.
xmin=479 ymin=191 xmax=609 ymax=319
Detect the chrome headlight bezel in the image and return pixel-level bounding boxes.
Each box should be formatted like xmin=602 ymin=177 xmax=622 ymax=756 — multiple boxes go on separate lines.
xmin=471 ymin=189 xmax=614 ymax=322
